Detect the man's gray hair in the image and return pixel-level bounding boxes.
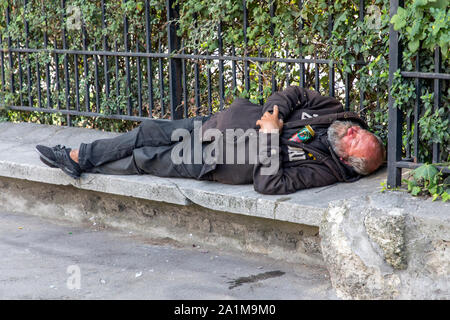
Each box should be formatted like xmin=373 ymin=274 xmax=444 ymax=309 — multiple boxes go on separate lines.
xmin=327 ymin=120 xmax=385 ymax=175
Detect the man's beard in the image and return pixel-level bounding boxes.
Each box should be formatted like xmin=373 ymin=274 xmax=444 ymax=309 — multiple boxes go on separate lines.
xmin=327 ymin=120 xmax=359 ymax=158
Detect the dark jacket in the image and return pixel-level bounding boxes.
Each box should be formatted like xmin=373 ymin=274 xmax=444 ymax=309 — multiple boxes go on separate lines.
xmin=200 ymin=86 xmax=367 ymax=194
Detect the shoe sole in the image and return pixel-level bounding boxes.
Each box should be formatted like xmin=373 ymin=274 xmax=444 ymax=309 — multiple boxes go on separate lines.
xmin=35 ymin=147 xmax=81 ymax=179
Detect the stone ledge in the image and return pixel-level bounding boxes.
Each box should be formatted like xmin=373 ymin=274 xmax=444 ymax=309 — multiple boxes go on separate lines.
xmin=0 ymin=121 xmax=388 ymax=227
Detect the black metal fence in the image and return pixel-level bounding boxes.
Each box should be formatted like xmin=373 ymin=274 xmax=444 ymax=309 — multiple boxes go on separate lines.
xmin=0 ymin=0 xmax=370 ymax=123
xmin=387 ymin=0 xmax=450 ymax=187
xmin=0 ymin=0 xmax=448 ymax=186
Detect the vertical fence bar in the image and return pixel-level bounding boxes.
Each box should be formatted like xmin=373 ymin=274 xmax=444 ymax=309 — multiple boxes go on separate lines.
xmin=258 ymin=48 xmax=263 ymax=105
xmin=269 ymin=2 xmax=276 ymax=93
xmin=93 ymin=44 xmax=100 ymax=113
xmin=158 ymin=38 xmax=165 ymax=116
xmin=166 ymin=0 xmax=183 ymax=119
xmin=114 ymin=41 xmax=121 ymax=115
xmin=136 ymin=40 xmax=143 ymax=117
xmin=61 ymin=0 xmax=71 ymax=125
xmin=74 ymin=53 xmax=80 ymax=111
xmin=298 ymin=0 xmax=305 ymax=88
xmin=17 ymin=39 xmax=24 ymax=106
xmin=207 ymin=54 xmax=212 ymax=114
xmin=285 ymin=48 xmax=290 ymax=87
xmin=123 ymin=0 xmax=132 ymax=115
xmin=314 ymin=52 xmax=319 ymax=92
xmin=43 ymin=18 xmax=51 ymax=109
xmin=145 ymin=0 xmax=154 ymax=117
xmin=344 ymin=72 xmax=350 ymax=111
xmin=36 ymin=45 xmax=42 ymax=108
xmin=6 ymin=6 xmax=14 ymax=95
xmin=53 ymin=38 xmax=61 ymax=110
xmin=432 ymin=47 xmax=442 ymax=163
xmin=158 ymin=39 xmax=165 ymax=118
xmin=101 ymin=0 xmax=110 ymax=100
xmin=22 ymin=0 xmax=31 ymax=107
xmin=359 ymin=0 xmax=365 ymax=112
xmin=387 ymin=0 xmax=404 ymax=188
xmin=181 ymin=41 xmax=188 ymax=118
xmin=413 ymin=53 xmax=421 ymax=162
xmin=328 ymin=0 xmax=335 ymax=97
xmin=243 ymin=0 xmax=250 ymax=95
xmin=193 ymin=13 xmax=200 ymax=115
xmin=0 ymin=31 xmax=5 ymax=97
xmin=231 ymin=45 xmax=237 ymax=93
xmin=218 ymin=22 xmax=225 ymax=111
xmin=82 ymin=19 xmax=90 ymax=112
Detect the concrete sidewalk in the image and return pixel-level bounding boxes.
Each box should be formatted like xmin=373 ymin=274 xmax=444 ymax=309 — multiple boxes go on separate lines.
xmin=0 ymin=210 xmax=337 ymax=300
xmin=0 ymin=121 xmax=388 ymax=227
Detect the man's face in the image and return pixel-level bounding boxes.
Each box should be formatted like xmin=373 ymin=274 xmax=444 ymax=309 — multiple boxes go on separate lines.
xmin=339 ymin=126 xmax=379 ymax=160
xmin=328 ymin=121 xmax=383 ymax=174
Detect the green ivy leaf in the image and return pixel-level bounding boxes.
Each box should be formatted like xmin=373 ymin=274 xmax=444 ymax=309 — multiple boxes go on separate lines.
xmin=412 ymin=163 xmax=439 ymax=181
xmin=411 ymin=186 xmax=422 ymax=196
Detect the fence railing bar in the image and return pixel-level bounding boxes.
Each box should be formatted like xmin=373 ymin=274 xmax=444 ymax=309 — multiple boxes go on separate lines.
xmin=432 ymin=46 xmax=441 ymax=163
xmin=344 ymin=72 xmax=350 ymax=111
xmin=207 ymin=53 xmax=212 ymax=114
xmin=167 ymin=0 xmax=183 ymax=120
xmin=158 ymin=38 xmax=165 ymax=116
xmin=298 ymin=0 xmax=305 ymax=88
xmin=145 ymin=0 xmax=154 ymax=117
xmin=328 ymin=0 xmax=335 ymax=97
xmin=181 ymin=42 xmax=188 ymax=118
xmin=314 ymin=51 xmax=319 ymax=92
xmin=43 ymin=18 xmax=51 ymax=109
xmin=285 ymin=48 xmax=290 ymax=87
xmin=0 ymin=34 xmax=5 ymax=96
xmin=231 ymin=45 xmax=237 ymax=93
xmin=136 ymin=40 xmax=143 ymax=117
xmin=401 ymin=71 xmax=450 ymax=80
xmin=101 ymin=0 xmax=110 ymax=100
xmin=1 ymin=47 xmax=368 ymax=65
xmin=36 ymin=56 xmax=42 ymax=108
xmin=358 ymin=0 xmax=365 ymax=113
xmin=24 ymin=0 xmax=33 ymax=108
xmin=218 ymin=21 xmax=225 ymax=111
xmin=258 ymin=48 xmax=263 ymax=105
xmin=8 ymin=105 xmax=150 ymax=122
xmin=394 ymin=161 xmax=450 ymax=174
xmin=17 ymin=39 xmax=24 ymax=107
xmin=413 ymin=53 xmax=421 ymax=163
xmin=243 ymin=0 xmax=250 ymax=94
xmin=6 ymin=6 xmax=14 ymax=96
xmin=82 ymin=18 xmax=90 ymax=112
xmin=114 ymin=41 xmax=121 ymax=115
xmin=193 ymin=13 xmax=200 ymax=116
xmin=53 ymin=38 xmax=61 ymax=110
xmin=387 ymin=0 xmax=404 ymax=188
xmin=270 ymin=2 xmax=277 ymax=93
xmin=61 ymin=0 xmax=71 ymax=125
xmin=74 ymin=53 xmax=80 ymax=111
xmin=93 ymin=44 xmax=101 ymax=114
xmin=123 ymin=0 xmax=132 ymax=116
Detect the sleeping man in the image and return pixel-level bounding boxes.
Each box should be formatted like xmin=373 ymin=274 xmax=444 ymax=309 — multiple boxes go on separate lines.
xmin=36 ymin=86 xmax=385 ymax=195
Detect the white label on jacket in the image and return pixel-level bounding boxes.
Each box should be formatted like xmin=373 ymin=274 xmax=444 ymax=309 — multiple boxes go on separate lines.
xmin=287 ymin=146 xmax=306 ymax=161
xmin=301 ymin=112 xmax=319 ymax=119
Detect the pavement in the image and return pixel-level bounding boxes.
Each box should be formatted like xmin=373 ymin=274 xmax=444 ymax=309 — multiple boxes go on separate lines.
xmin=0 ymin=210 xmax=337 ymax=300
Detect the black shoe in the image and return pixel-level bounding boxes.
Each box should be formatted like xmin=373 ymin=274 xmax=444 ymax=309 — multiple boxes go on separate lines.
xmin=36 ymin=144 xmax=82 ymax=179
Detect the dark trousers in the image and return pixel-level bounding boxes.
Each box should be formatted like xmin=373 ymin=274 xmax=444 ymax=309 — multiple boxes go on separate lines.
xmin=78 ymin=117 xmax=208 ymax=179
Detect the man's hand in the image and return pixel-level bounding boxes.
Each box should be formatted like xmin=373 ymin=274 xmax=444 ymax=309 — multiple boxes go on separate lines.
xmin=256 ymin=105 xmax=284 ymax=133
